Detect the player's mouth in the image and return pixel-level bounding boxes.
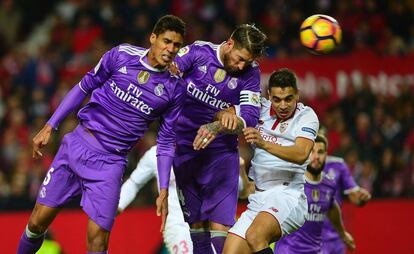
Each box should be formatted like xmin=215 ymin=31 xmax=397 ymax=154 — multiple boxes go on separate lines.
xmin=278 ymin=111 xmax=290 ymax=119
xmin=161 ymin=54 xmax=172 ymax=62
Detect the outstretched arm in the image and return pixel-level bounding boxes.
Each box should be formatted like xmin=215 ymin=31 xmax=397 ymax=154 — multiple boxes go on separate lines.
xmin=327 ymin=201 xmax=356 ymax=251
xmin=193 ymin=104 xmax=256 ymax=150
xmin=32 ymin=85 xmax=87 ymax=159
xmin=348 ymin=188 xmax=371 ymax=207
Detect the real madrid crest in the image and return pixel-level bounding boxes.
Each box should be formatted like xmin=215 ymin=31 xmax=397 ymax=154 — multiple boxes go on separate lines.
xmin=251 ymin=93 xmax=259 ymax=105
xmin=311 ymin=189 xmax=320 ymax=202
xmin=227 ymin=78 xmax=238 ymax=89
xmin=214 ymin=68 xmax=226 ymax=83
xmin=154 ymin=83 xmax=164 ymax=96
xmin=279 ymin=122 xmax=289 ymax=133
xmin=137 ymin=70 xmax=150 ymax=84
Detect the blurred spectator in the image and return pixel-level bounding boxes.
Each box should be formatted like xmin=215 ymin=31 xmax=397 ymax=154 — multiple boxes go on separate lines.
xmin=0 ymin=0 xmax=22 ymax=55
xmin=1 ymin=0 xmax=414 ymax=212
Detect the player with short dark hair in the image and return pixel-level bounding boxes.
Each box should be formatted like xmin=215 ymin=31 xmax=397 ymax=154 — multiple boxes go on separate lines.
xmin=172 ymin=24 xmax=266 ymax=253
xmin=223 ymin=68 xmax=319 ymax=254
xmin=17 ymin=14 xmax=186 ymax=254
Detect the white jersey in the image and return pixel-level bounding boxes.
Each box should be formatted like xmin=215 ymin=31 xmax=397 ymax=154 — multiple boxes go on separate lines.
xmin=118 ymin=146 xmax=193 ymax=253
xmin=249 ymin=99 xmax=319 ymax=190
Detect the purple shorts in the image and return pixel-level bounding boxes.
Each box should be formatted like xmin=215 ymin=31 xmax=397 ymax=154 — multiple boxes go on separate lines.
xmin=36 ymin=125 xmax=127 ymax=231
xmin=321 ymin=237 xmax=346 ymax=254
xmin=173 ymin=146 xmax=239 ymax=226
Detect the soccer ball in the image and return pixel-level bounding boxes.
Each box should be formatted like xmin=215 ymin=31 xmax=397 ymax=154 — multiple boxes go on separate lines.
xmin=300 ymin=14 xmax=342 ymax=55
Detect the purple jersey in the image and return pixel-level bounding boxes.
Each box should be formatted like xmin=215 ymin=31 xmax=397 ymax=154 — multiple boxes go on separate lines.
xmin=47 ymin=44 xmax=186 ymax=188
xmin=322 ymin=156 xmax=358 ymax=241
xmin=275 ymin=173 xmax=336 ymax=254
xmin=174 ymin=41 xmax=261 ymax=149
xmin=76 ymin=44 xmax=185 ymax=156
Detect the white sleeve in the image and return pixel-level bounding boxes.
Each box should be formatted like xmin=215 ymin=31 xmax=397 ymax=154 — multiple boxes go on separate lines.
xmin=118 ymin=146 xmax=157 ymax=210
xmin=296 ymin=108 xmax=319 ymax=141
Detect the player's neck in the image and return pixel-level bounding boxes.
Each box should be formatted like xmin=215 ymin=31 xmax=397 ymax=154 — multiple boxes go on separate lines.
xmin=146 ymin=51 xmax=165 ymax=70
xmin=305 ymin=170 xmax=322 ymax=182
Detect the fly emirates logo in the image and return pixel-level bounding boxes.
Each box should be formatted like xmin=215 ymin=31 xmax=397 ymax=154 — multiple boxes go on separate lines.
xmin=305 ymin=204 xmax=325 ymax=222
xmin=258 ymin=126 xmax=278 ymax=144
xmin=110 ymin=81 xmax=153 ymax=115
xmin=187 ymin=82 xmax=231 ymax=109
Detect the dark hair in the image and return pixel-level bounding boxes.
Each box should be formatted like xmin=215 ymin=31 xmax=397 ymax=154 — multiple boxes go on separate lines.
xmin=315 ymin=134 xmax=328 ymax=149
xmin=152 ymin=15 xmax=186 ymax=37
xmin=230 ymin=24 xmax=267 ymax=57
xmin=268 ymin=68 xmax=298 ymax=92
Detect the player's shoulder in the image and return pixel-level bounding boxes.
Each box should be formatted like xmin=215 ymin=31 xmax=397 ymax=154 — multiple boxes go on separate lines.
xmin=178 ymin=40 xmax=218 ymax=56
xmin=193 ymin=40 xmax=219 ymax=50
xmin=260 ymin=97 xmax=271 ymax=111
xmin=321 ymin=172 xmax=337 ymax=189
xmin=117 ymin=43 xmax=146 ymax=57
xmin=109 ymin=43 xmax=145 ymax=67
xmin=296 ymin=102 xmax=317 ymax=116
xmin=325 ymin=156 xmax=348 ymax=172
xmin=326 ymin=155 xmax=345 ymax=164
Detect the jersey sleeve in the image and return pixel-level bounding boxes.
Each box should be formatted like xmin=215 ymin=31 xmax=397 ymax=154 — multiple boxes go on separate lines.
xmin=295 ymin=108 xmax=319 ymax=141
xmin=237 ymin=69 xmax=261 ymax=127
xmin=118 ymin=146 xmax=157 ymax=210
xmin=339 ymin=163 xmax=359 ymax=194
xmin=156 ymin=80 xmax=186 ymax=189
xmin=79 ymin=45 xmax=119 ymax=93
xmin=174 ymin=43 xmax=198 ymax=73
xmin=47 ymin=85 xmax=87 ymax=129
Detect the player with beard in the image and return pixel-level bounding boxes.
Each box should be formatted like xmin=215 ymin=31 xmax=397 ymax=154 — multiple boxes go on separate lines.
xmin=172 ymin=24 xmax=266 ymax=254
xmin=223 ymin=68 xmax=319 ymax=254
xmin=274 ymin=134 xmax=355 ymax=254
xmin=318 ymin=128 xmax=371 ymax=254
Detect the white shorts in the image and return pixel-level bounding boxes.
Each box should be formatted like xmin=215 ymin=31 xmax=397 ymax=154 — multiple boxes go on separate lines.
xmin=229 ymin=183 xmax=307 ymax=238
xmin=164 ymin=223 xmax=193 ymax=254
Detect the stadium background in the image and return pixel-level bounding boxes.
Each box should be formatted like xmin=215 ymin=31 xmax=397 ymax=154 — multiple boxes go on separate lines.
xmin=0 ymin=0 xmax=413 ymax=253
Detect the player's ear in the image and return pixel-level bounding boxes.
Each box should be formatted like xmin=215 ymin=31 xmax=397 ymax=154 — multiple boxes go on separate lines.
xmin=226 ymin=38 xmax=234 ymax=49
xmin=150 ymin=33 xmax=157 ymax=45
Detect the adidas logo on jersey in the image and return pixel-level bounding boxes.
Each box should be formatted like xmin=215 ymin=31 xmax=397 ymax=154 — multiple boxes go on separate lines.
xmin=118 ymin=66 xmax=127 ymax=74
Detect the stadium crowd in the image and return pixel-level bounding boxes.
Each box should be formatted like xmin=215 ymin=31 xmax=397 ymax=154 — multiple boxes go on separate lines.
xmin=0 ymin=0 xmax=414 ymax=210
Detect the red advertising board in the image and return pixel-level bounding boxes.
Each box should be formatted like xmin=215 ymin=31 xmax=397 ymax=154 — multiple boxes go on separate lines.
xmin=258 ymin=53 xmax=414 ymax=99
xmin=2 ymin=200 xmax=414 ymax=253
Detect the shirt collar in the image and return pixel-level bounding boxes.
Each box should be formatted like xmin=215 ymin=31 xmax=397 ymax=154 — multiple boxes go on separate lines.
xmin=139 ymin=49 xmax=167 ymax=72
xmin=216 ymin=42 xmax=225 ymax=67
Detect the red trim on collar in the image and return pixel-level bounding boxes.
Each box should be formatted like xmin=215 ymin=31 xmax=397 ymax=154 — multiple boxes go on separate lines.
xmin=271 ymin=118 xmax=281 ymax=130
xmin=270 ymin=106 xmax=276 ymax=116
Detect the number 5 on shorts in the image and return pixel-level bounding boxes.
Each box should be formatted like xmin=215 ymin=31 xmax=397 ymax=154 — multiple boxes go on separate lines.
xmin=43 ymin=167 xmax=55 ymax=186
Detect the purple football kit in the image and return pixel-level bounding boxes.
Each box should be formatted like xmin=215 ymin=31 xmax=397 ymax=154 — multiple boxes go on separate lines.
xmin=274 ymin=173 xmax=337 ymax=254
xmin=172 ymin=41 xmax=261 ymax=226
xmin=321 ymin=156 xmax=358 ymax=254
xmin=37 ymin=44 xmax=185 ymax=231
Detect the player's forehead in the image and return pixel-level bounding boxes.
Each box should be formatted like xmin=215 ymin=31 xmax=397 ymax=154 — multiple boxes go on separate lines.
xmin=231 ymin=47 xmax=254 ymax=62
xmin=269 ymin=86 xmax=296 ymax=99
xmin=313 ymin=142 xmax=326 ymax=152
xmin=157 ymin=30 xmax=184 ymax=44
